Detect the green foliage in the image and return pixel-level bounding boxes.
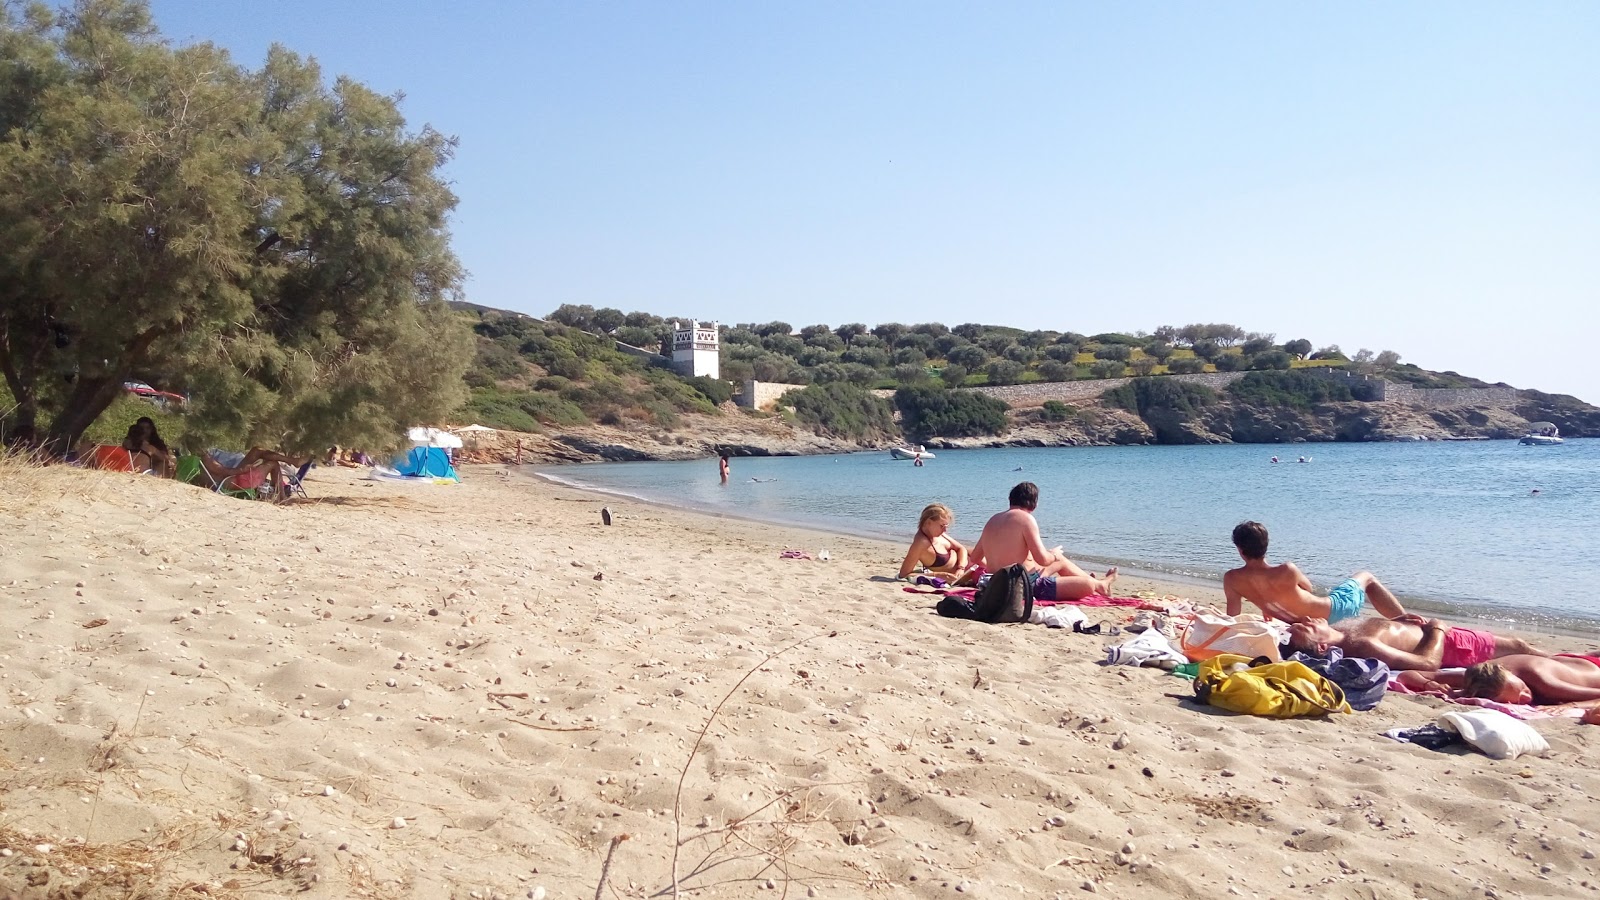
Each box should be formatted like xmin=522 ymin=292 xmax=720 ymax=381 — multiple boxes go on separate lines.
xmin=1104 ymin=377 xmax=1218 ymax=417
xmin=1090 ymin=360 xmax=1127 ymax=379
xmin=686 ymin=376 xmax=734 ymax=405
xmin=1213 ymin=352 xmax=1248 ymax=372
xmin=940 ymin=364 xmax=968 ymax=387
xmin=1250 ymin=350 xmax=1294 ymax=370
xmin=1282 ymin=338 xmax=1313 ymax=359
xmin=782 ymin=383 xmax=899 ymax=441
xmin=460 ymin=386 xmax=588 ymax=431
xmin=894 ymin=385 xmax=1008 ymax=439
xmin=1226 ymin=370 xmax=1353 ymax=410
xmin=1090 ymin=333 xmax=1142 ymax=346
xmin=1037 ymin=360 xmax=1073 ymax=382
xmin=0 ymin=0 xmax=472 ymax=454
xmin=1094 ymin=344 xmax=1132 ymax=361
xmin=79 ymin=394 xmax=187 ymax=450
xmin=986 ymin=359 xmax=1024 ymax=385
xmin=1167 ymin=356 xmax=1207 ymax=374
xmin=1040 ymin=400 xmax=1074 ymax=422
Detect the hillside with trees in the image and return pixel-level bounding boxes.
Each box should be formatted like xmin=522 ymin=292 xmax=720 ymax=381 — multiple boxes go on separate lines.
xmin=0 ymin=0 xmax=1590 ymax=464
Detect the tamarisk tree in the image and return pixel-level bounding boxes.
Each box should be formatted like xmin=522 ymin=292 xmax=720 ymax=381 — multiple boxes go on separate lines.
xmin=0 ymin=0 xmax=472 ymax=454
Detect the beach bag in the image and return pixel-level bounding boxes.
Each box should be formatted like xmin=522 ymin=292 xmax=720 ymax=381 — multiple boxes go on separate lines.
xmin=1194 ymin=654 xmax=1352 ymax=718
xmin=1288 ymin=648 xmax=1390 ymax=711
xmin=935 ymin=564 xmax=1032 ymax=624
xmin=972 ymin=564 xmax=1032 ymax=624
xmin=1181 ymin=614 xmax=1282 ymax=662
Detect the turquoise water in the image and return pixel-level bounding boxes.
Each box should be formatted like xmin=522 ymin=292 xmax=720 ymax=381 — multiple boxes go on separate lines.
xmin=539 ymin=440 xmax=1600 ymax=631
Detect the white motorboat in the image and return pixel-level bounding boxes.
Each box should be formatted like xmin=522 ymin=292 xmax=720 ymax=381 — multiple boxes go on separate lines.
xmin=891 ymin=446 xmax=935 ymax=460
xmin=1519 ymin=422 xmax=1564 ymax=445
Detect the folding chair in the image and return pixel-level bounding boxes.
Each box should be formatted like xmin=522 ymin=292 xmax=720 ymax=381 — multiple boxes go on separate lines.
xmin=177 ymin=453 xmax=259 ymax=500
xmin=281 ymin=461 xmax=312 ymax=501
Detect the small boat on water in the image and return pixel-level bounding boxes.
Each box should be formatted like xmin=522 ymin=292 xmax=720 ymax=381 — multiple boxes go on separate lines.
xmin=1519 ymin=423 xmax=1564 ymax=446
xmin=891 ymin=446 xmax=935 ymax=460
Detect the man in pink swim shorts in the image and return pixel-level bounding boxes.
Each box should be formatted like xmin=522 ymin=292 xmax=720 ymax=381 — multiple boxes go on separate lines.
xmin=1284 ymin=615 xmax=1544 ymax=671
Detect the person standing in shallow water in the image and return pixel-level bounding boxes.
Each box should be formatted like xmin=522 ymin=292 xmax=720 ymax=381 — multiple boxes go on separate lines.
xmin=718 ymin=453 xmax=730 ymax=484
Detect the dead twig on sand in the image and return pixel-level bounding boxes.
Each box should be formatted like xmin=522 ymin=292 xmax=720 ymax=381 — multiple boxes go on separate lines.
xmin=669 ymin=634 xmax=823 ymax=899
xmin=487 ymin=691 xmax=528 ymax=709
xmin=595 ymin=833 xmax=630 ymax=900
xmin=509 ymin=718 xmax=597 ymax=733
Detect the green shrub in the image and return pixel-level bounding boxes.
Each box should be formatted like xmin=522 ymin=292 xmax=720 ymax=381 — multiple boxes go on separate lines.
xmin=1227 ymin=370 xmax=1353 ymax=409
xmin=782 ymin=383 xmax=899 ymax=441
xmin=894 ymin=384 xmax=1009 ymax=439
xmin=1167 ymin=357 xmax=1207 ymax=374
xmin=1090 ymin=360 xmax=1126 ymax=379
xmin=1104 ymin=377 xmax=1218 ymax=417
xmin=1040 ymin=400 xmax=1074 ymax=422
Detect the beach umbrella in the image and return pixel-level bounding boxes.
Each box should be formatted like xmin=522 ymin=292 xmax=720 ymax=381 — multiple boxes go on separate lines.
xmin=407 ymin=427 xmax=464 ymax=449
xmin=450 ymin=423 xmax=496 ymax=449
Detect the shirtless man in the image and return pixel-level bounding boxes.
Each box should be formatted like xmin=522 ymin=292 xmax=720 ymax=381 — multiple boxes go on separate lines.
xmin=1286 ymin=615 xmax=1545 ymax=670
xmin=1224 ymin=520 xmax=1406 ymax=623
xmin=970 ymin=482 xmax=1117 ymax=602
xmin=1398 ymin=653 xmax=1600 ymax=706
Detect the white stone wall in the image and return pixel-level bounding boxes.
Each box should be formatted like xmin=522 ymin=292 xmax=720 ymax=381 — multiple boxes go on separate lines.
xmin=736 ymin=380 xmax=807 ymax=410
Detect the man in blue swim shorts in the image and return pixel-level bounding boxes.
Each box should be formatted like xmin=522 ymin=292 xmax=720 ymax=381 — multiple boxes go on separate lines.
xmin=1223 ymin=521 xmax=1408 ymax=624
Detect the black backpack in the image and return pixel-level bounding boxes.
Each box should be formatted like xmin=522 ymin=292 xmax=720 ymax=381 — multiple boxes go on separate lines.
xmin=935 ymin=564 xmax=1033 ymax=624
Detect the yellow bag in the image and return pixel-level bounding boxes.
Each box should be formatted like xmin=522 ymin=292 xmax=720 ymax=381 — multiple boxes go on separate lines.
xmin=1195 ymin=654 xmax=1352 ymax=717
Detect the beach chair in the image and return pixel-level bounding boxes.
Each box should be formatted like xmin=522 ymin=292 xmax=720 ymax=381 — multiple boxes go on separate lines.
xmin=281 ymin=461 xmax=312 ymax=501
xmin=177 ymin=453 xmax=259 ymax=500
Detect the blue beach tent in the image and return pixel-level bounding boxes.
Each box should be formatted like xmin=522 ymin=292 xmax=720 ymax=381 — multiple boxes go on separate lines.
xmin=393 ymin=446 xmax=459 ymax=481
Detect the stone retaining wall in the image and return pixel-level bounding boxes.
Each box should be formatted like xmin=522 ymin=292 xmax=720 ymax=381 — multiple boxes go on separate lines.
xmin=757 ymin=370 xmax=1517 ymax=412
xmin=736 ymin=380 xmax=807 ymax=410
xmin=968 ymin=372 xmax=1247 ymax=406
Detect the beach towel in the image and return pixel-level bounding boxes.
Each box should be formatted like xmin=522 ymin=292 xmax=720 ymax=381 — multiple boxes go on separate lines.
xmin=900 ymin=586 xmax=1147 ymax=609
xmin=1384 ymin=678 xmax=1590 ymax=720
xmin=779 ymin=550 xmax=813 ymax=560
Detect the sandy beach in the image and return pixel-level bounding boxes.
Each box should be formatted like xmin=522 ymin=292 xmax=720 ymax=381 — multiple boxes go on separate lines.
xmin=2 ymin=460 xmax=1598 ymax=899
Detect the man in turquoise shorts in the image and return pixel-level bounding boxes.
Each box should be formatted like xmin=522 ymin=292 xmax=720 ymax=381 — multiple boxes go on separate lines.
xmin=1223 ymin=521 xmax=1408 ymax=624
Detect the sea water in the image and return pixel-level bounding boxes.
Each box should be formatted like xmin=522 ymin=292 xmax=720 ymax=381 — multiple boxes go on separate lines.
xmin=539 ymin=440 xmax=1600 ymax=632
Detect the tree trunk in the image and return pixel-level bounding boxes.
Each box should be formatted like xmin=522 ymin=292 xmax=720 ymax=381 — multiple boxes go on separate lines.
xmin=41 ymin=376 xmax=127 ymax=457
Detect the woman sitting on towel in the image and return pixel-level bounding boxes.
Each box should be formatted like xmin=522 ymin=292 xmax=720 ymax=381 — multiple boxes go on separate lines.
xmin=898 ymin=503 xmax=970 ymax=580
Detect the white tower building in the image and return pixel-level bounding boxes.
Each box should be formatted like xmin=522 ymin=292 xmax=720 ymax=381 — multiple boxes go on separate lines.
xmin=671 ymin=320 xmax=720 ymax=379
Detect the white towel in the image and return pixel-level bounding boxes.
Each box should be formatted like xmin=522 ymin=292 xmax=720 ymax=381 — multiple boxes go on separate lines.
xmin=1105 ymin=628 xmax=1186 ymax=667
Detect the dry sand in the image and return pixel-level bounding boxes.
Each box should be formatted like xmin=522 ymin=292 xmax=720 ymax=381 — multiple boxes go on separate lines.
xmin=1 ymin=459 xmax=1598 ymax=899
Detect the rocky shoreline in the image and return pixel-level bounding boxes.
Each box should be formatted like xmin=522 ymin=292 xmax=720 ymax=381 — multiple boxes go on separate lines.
xmin=459 ymin=394 xmax=1586 ymax=465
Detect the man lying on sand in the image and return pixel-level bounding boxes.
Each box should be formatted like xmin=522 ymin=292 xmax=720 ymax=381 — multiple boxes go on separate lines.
xmin=1285 ymin=615 xmax=1545 ymax=670
xmin=1224 ymin=520 xmax=1406 ymax=623
xmin=971 ymin=482 xmax=1117 ymax=602
xmin=1398 ymin=653 xmax=1600 ymax=706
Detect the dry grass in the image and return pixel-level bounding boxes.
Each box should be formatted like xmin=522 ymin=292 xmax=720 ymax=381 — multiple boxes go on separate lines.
xmin=0 ymin=445 xmax=118 ymax=516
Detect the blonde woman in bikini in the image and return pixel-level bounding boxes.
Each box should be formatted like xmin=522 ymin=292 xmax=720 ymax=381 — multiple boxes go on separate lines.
xmin=898 ymin=503 xmax=970 ymax=580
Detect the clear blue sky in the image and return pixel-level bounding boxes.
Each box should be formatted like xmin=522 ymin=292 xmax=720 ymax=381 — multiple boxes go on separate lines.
xmin=150 ymin=1 xmax=1600 ymax=401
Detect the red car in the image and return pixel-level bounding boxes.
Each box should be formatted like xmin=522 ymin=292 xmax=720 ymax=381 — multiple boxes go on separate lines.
xmin=123 ymin=381 xmax=187 ymax=410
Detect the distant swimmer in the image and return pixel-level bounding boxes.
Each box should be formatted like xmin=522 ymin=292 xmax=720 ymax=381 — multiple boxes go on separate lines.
xmin=1532 ymin=488 xmax=1542 ymax=495
xmin=1271 ymin=456 xmax=1279 ymax=464
xmin=1012 ymin=466 xmax=1023 ymax=472
xmin=1298 ymin=456 xmax=1310 ymax=463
